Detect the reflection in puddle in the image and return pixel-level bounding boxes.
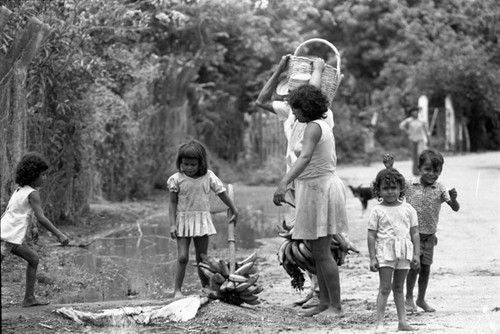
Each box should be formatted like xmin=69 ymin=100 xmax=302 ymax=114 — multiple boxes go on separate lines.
xmin=59 ymin=224 xmax=178 ymax=304
xmin=58 ymin=209 xmax=283 ymax=304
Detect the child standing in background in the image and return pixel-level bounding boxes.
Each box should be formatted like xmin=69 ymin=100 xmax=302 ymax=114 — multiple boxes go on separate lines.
xmin=404 ymin=149 xmax=460 ymax=313
xmin=1 ymin=152 xmax=69 ymax=307
xmin=167 ymin=139 xmax=238 ymax=298
xmin=368 ymin=167 xmax=420 ymax=333
xmin=399 ymin=107 xmax=430 ymax=176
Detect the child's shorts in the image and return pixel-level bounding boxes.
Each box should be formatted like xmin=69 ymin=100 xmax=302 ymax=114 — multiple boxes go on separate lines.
xmin=420 ymin=233 xmax=437 ymax=265
xmin=378 ymin=258 xmax=410 ymax=270
xmin=1 ymin=239 xmax=19 ymax=257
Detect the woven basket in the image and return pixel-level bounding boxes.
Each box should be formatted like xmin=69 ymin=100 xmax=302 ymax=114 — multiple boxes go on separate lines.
xmin=287 ymin=38 xmax=343 ymax=105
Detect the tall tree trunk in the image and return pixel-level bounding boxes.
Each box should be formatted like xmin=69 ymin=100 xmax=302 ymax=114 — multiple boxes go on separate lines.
xmin=0 ymin=9 xmax=50 ymax=211
xmin=150 ymin=59 xmax=197 ymax=184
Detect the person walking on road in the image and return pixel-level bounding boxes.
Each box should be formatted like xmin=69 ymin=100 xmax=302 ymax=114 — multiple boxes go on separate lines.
xmin=399 ymin=107 xmax=430 ymax=176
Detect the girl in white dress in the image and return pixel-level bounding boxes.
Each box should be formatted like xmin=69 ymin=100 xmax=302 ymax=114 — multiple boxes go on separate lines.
xmin=367 ymin=167 xmax=420 ymax=333
xmin=167 ymin=140 xmax=238 ymax=298
xmin=1 ymin=152 xmax=69 ymax=307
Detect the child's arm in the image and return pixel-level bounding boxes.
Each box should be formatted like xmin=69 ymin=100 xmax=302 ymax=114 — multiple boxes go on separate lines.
xmin=29 ymin=191 xmax=69 ymax=246
xmin=410 ymin=225 xmax=420 ymax=270
xmin=447 ymin=188 xmax=460 ymax=212
xmin=399 ymin=117 xmax=410 ymax=131
xmin=367 ymin=229 xmax=379 ymax=272
xmin=217 ymin=191 xmax=238 ymax=225
xmin=168 ymin=192 xmax=179 ymax=239
xmin=274 ymin=123 xmax=321 ymax=205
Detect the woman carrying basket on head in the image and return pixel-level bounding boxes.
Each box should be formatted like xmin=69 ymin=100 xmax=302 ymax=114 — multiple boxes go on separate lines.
xmin=273 ymin=83 xmax=349 ymax=317
xmin=256 ymin=55 xmax=334 ymax=309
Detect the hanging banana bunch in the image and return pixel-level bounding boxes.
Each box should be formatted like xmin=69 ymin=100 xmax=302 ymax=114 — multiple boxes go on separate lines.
xmin=197 ymin=252 xmax=263 ymax=306
xmin=276 ymin=220 xmax=360 ymax=290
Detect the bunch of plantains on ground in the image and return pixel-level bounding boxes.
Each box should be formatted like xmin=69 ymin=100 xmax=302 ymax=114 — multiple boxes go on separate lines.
xmin=197 ymin=252 xmax=262 ymax=306
xmin=277 ymin=220 xmax=360 ymax=290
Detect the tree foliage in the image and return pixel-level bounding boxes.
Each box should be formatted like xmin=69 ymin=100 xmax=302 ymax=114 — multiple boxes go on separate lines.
xmin=313 ymin=0 xmax=500 ymax=152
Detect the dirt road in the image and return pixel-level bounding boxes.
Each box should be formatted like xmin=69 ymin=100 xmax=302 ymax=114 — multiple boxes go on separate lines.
xmin=333 ymin=151 xmax=500 ymax=333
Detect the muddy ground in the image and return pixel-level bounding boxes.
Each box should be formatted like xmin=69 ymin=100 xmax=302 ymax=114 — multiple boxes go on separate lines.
xmin=2 ymin=152 xmax=500 ymax=334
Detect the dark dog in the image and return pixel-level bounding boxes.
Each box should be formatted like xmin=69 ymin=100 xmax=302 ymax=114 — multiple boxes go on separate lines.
xmin=348 ymin=184 xmax=374 ymax=216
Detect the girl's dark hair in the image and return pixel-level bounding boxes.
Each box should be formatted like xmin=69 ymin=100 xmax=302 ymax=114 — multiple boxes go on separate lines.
xmin=15 ymin=152 xmax=49 ymax=186
xmin=175 ymin=139 xmax=208 ymax=176
xmin=372 ymin=167 xmax=406 ymax=201
xmin=288 ymin=85 xmax=328 ymax=122
xmin=418 ymin=149 xmax=444 ymax=170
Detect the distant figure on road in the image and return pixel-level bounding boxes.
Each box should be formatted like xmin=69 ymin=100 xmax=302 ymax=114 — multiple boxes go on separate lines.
xmin=399 ymin=107 xmax=430 ymax=176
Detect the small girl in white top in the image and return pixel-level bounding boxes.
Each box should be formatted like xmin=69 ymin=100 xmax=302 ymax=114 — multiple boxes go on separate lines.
xmin=367 ymin=167 xmax=420 ymax=333
xmin=167 ymin=140 xmax=238 ymax=298
xmin=1 ymin=152 xmax=69 ymax=307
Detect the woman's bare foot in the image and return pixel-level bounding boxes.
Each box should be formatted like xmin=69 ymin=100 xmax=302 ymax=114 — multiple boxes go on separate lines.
xmin=416 ymin=299 xmax=435 ymax=312
xmin=398 ymin=323 xmax=415 ymax=331
xmin=299 ymin=304 xmax=328 ymax=317
xmin=22 ymin=297 xmax=50 ymax=307
xmin=173 ymin=291 xmax=184 ymax=299
xmin=319 ymin=306 xmax=342 ymax=317
xmin=405 ymin=298 xmax=417 ymax=313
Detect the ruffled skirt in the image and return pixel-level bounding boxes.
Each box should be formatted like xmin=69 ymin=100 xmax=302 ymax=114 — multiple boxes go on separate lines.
xmin=376 ymin=237 xmax=414 ymax=262
xmin=176 ymin=211 xmax=217 ymax=237
xmin=293 ymin=173 xmax=349 ymax=240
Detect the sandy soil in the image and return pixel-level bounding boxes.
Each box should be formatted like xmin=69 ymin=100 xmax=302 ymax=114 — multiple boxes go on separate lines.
xmin=2 ymin=152 xmax=500 ymax=334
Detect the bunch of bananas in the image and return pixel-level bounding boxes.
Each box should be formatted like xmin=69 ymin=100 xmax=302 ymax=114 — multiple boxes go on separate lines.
xmin=197 ymin=252 xmax=263 ymax=306
xmin=277 ymin=220 xmax=359 ymax=290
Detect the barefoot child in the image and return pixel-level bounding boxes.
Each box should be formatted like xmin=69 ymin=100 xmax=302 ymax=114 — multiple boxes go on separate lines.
xmin=167 ymin=139 xmax=238 ymax=298
xmin=404 ymin=148 xmax=460 ymax=313
xmin=368 ymin=167 xmax=420 ymax=333
xmin=1 ymin=152 xmax=69 ymax=307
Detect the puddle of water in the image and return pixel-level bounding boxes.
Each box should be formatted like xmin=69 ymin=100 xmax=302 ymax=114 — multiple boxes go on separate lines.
xmin=58 ymin=208 xmax=289 ymax=304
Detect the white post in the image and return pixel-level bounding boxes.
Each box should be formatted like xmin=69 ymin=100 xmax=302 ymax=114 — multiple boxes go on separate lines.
xmin=445 ymin=95 xmax=456 ymax=151
xmin=418 ymin=95 xmax=429 ymax=123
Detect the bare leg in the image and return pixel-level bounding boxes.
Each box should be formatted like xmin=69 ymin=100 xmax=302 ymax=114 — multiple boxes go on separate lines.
xmin=405 ymin=267 xmax=419 ymax=312
xmin=11 ymin=245 xmax=48 ymax=307
xmin=375 ymin=267 xmax=393 ymax=333
xmin=174 ymin=237 xmax=191 ymax=298
xmin=301 ymin=235 xmax=341 ymax=317
xmin=393 ymin=269 xmax=414 ymax=331
xmin=193 ymin=235 xmax=209 ymax=288
xmin=416 ymin=264 xmax=435 ymax=312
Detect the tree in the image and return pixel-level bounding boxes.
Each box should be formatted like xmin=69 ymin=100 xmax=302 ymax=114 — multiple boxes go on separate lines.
xmin=0 ymin=5 xmax=50 ymax=212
